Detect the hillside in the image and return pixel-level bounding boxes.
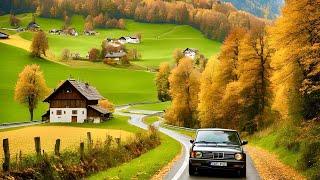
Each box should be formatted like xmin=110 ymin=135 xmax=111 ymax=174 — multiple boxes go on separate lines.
xmin=222 ymin=0 xmax=284 ymax=19
xmin=0 ymin=43 xmax=158 ymax=123
xmin=0 ymin=14 xmax=220 ymax=68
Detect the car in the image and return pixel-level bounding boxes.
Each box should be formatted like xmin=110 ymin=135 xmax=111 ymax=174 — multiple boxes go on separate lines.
xmin=189 ymin=128 xmax=248 ymax=177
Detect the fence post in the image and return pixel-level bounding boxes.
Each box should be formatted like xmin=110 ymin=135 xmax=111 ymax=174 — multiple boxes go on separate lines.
xmin=2 ymin=138 xmax=10 ymax=171
xmin=87 ymin=132 xmax=92 ymax=149
xmin=34 ymin=137 xmax=41 ymax=155
xmin=55 ymin=139 xmax=61 ymax=156
xmin=80 ymin=142 xmax=84 ymax=161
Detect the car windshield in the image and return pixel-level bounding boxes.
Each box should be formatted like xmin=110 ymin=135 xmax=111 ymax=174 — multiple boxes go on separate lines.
xmin=195 ymin=130 xmax=241 ymax=145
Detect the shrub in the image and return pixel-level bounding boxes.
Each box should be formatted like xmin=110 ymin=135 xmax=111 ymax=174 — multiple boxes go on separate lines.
xmin=275 ymin=124 xmax=301 ymax=152
xmin=89 ymin=48 xmax=100 ymax=62
xmin=60 ymin=49 xmax=70 ymax=61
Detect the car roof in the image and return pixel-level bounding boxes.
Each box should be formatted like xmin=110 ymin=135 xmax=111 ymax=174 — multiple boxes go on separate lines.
xmin=196 ymin=128 xmax=238 ymax=132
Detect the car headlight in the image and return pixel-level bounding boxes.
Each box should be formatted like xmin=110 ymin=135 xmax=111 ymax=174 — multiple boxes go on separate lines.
xmin=235 ymin=153 xmax=243 ymax=160
xmin=191 ymin=151 xmax=203 ymax=158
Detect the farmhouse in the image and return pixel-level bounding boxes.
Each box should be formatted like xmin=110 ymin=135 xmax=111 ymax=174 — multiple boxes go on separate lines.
xmin=27 ymin=22 xmax=40 ymax=31
xmin=84 ymin=30 xmax=97 ymax=36
xmin=0 ymin=32 xmax=9 ymax=39
xmin=183 ymin=48 xmax=198 ymax=59
xmin=105 ymin=51 xmax=126 ymax=61
xmin=49 ymin=29 xmax=62 ymax=35
xmin=43 ymin=79 xmax=111 ymax=123
xmin=118 ymin=36 xmax=140 ymax=44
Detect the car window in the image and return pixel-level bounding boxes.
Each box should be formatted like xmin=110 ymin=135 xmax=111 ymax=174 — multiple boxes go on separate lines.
xmin=195 ymin=130 xmax=241 ymax=145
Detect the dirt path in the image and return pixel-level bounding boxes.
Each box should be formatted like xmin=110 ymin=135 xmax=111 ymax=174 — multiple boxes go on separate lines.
xmin=246 ymin=145 xmax=305 ymax=180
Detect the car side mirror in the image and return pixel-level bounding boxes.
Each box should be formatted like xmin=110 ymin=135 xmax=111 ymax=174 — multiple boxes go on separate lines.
xmin=241 ymin=140 xmax=248 ymax=145
xmin=190 ymin=140 xmax=194 ymax=144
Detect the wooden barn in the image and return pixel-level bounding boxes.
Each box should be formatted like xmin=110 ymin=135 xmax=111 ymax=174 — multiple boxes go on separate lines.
xmin=43 ymin=79 xmax=111 ymax=123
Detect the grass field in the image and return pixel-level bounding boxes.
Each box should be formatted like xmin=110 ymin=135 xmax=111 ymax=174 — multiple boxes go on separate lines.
xmin=0 ymin=13 xmax=221 ymax=68
xmin=89 ymin=133 xmax=181 ymax=180
xmin=129 ymin=101 xmax=171 ymax=111
xmin=143 ymin=116 xmax=159 ymax=125
xmin=0 ymin=43 xmax=157 ymax=123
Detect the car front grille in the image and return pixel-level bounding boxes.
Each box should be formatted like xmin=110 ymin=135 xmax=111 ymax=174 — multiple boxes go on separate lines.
xmin=202 ymin=152 xmax=235 ymax=160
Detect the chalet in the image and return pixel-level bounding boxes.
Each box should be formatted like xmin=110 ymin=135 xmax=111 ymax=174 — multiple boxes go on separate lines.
xmin=63 ymin=28 xmax=78 ymax=36
xmin=49 ymin=29 xmax=62 ymax=35
xmin=105 ymin=51 xmax=126 ymax=63
xmin=118 ymin=36 xmax=140 ymax=44
xmin=43 ymin=79 xmax=111 ymax=123
xmin=0 ymin=32 xmax=9 ymax=39
xmin=27 ymin=22 xmax=40 ymax=31
xmin=84 ymin=30 xmax=97 ymax=36
xmin=183 ymin=48 xmax=198 ymax=59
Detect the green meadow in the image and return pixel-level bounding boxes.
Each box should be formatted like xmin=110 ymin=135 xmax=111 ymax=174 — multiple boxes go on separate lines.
xmin=0 ymin=14 xmax=221 ymax=68
xmin=0 ymin=43 xmax=157 ymax=123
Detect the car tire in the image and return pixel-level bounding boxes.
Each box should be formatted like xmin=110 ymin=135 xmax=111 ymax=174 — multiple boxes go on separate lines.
xmin=189 ymin=164 xmax=196 ymax=176
xmin=239 ymin=167 xmax=246 ymax=178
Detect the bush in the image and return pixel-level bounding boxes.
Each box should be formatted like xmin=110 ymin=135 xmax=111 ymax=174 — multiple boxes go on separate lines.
xmin=60 ymin=49 xmax=70 ymax=61
xmin=275 ymin=124 xmax=301 ymax=152
xmin=89 ymin=48 xmax=100 ymax=62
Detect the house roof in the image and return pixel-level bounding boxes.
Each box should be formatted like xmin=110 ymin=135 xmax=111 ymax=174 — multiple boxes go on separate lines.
xmin=0 ymin=32 xmax=9 ymax=38
xmin=105 ymin=51 xmax=126 ymax=58
xmin=183 ymin=48 xmax=198 ymax=53
xmin=88 ymin=105 xmax=110 ymax=115
xmin=44 ymin=80 xmax=103 ymax=102
xmin=27 ymin=22 xmax=40 ymax=28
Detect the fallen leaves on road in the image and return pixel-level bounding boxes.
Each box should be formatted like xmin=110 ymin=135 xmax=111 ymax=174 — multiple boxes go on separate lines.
xmin=246 ymin=145 xmax=305 ymax=180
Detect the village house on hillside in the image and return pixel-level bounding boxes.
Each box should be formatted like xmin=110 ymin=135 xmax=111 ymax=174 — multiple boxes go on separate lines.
xmin=118 ymin=36 xmax=140 ymax=44
xmin=27 ymin=22 xmax=40 ymax=31
xmin=183 ymin=48 xmax=198 ymax=59
xmin=0 ymin=32 xmax=9 ymax=39
xmin=42 ymin=79 xmax=111 ymax=123
xmin=105 ymin=51 xmax=127 ymax=64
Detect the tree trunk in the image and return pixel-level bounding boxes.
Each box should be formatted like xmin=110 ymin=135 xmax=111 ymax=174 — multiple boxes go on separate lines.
xmin=29 ymin=108 xmax=34 ymax=121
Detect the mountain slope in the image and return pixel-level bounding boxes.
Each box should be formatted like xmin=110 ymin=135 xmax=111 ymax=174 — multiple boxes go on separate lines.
xmin=221 ymin=0 xmax=284 ymax=19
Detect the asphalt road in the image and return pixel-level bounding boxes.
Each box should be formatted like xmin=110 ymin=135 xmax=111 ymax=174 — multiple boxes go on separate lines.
xmin=115 ymin=107 xmax=261 ymax=180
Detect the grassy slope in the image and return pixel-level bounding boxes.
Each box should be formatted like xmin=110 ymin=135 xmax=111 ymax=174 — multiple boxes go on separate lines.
xmin=0 ymin=43 xmax=157 ymax=123
xmin=0 ymin=14 xmax=221 ymax=68
xmin=143 ymin=116 xmax=159 ymax=125
xmin=129 ymin=101 xmax=171 ymax=111
xmin=89 ymin=133 xmax=180 ymax=180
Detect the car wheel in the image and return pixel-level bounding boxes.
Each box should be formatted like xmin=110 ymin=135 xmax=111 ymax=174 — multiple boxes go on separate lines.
xmin=189 ymin=164 xmax=196 ymax=176
xmin=239 ymin=167 xmax=246 ymax=178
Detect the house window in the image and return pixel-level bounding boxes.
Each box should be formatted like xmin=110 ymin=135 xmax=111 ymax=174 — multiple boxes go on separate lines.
xmin=72 ymin=110 xmax=77 ymax=115
xmin=64 ymin=111 xmax=66 ymax=114
xmin=56 ymin=110 xmax=62 ymax=115
xmin=82 ymin=111 xmax=84 ymax=114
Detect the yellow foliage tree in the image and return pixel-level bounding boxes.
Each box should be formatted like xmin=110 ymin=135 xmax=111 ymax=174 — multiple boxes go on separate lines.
xmin=31 ymin=31 xmax=49 ymax=57
xmin=165 ymin=58 xmax=200 ymax=128
xmin=14 ymin=64 xmax=49 ymax=121
xmin=269 ymin=0 xmax=320 ymax=122
xmin=99 ymin=99 xmax=115 ymax=113
xmin=155 ymin=62 xmax=171 ymax=102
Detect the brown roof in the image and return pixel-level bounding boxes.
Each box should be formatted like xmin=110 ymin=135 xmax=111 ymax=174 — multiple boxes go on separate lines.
xmin=44 ymin=80 xmax=103 ymax=102
xmin=88 ymin=105 xmax=110 ymax=114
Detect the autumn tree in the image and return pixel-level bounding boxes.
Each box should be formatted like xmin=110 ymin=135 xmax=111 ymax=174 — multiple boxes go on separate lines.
xmin=89 ymin=48 xmax=100 ymax=62
xmin=84 ymin=15 xmax=94 ymax=31
xmin=269 ymin=0 xmax=320 ymax=122
xmin=60 ymin=48 xmax=70 ymax=61
xmin=14 ymin=64 xmax=49 ymax=121
xmin=165 ymin=58 xmax=200 ymax=128
xmin=9 ymin=14 xmax=21 ymax=27
xmin=173 ymin=48 xmax=184 ymax=64
xmin=31 ymin=31 xmax=49 ymax=57
xmin=99 ymin=99 xmax=115 ymax=113
xmin=127 ymin=48 xmax=141 ymax=61
xmin=155 ymin=62 xmax=171 ymax=102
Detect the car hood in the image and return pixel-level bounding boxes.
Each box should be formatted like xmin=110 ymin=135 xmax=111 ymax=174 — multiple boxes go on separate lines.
xmin=193 ymin=144 xmax=242 ymax=153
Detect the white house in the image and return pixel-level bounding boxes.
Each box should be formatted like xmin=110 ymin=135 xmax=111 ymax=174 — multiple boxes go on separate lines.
xmin=183 ymin=48 xmax=198 ymax=59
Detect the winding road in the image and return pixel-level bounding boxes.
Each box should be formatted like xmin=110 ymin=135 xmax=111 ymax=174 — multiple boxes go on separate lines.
xmin=116 ymin=106 xmax=261 ymax=180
